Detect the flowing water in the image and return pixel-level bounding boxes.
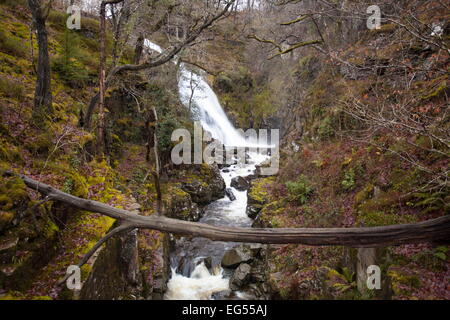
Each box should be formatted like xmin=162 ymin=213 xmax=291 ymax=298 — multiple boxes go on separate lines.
xmin=144 ymin=40 xmax=269 ymax=300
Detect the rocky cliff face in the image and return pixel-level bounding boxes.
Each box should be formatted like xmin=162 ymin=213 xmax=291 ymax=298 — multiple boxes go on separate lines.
xmin=80 ymin=226 xmax=142 ymax=300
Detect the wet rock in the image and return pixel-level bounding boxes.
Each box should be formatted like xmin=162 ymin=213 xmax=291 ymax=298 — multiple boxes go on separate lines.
xmin=231 ymin=176 xmax=250 ymax=191
xmin=166 ymin=189 xmax=203 ymax=222
xmin=181 ymin=164 xmax=225 ymax=204
xmin=245 ymin=283 xmax=271 ymax=300
xmin=225 ymin=188 xmax=236 ymax=201
xmin=151 ymin=277 xmax=165 ymax=300
xmin=212 ymin=290 xmax=232 ymax=300
xmin=230 ymin=263 xmax=252 ymax=290
xmin=221 ymin=245 xmax=254 ymax=268
xmin=248 ymin=244 xmax=264 ymax=257
xmin=254 ymin=159 xmax=271 ymax=176
xmin=251 ymin=215 xmax=265 ymax=228
xmin=249 ymin=264 xmax=266 ymax=283
xmin=246 ymin=178 xmax=272 ymax=220
xmin=246 ymin=205 xmax=262 ymax=219
xmin=199 ymin=257 xmax=213 ymax=270
xmin=176 ymin=256 xmax=193 ymax=276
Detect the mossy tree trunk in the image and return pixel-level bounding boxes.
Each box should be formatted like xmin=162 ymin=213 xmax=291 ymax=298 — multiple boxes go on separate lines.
xmin=133 ymin=33 xmax=144 ymax=65
xmin=28 ymin=0 xmax=53 ymax=124
xmin=97 ymin=0 xmax=125 ymax=158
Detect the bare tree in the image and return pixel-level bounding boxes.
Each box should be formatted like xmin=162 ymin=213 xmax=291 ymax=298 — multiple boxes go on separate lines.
xmin=7 ymin=170 xmax=449 ymax=286
xmin=83 ymin=0 xmax=237 ymax=130
xmin=97 ymin=0 xmax=125 ymax=158
xmin=28 ymin=0 xmax=54 ymax=123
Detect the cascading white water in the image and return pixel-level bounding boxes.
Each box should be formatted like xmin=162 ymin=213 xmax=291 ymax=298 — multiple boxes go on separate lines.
xmin=178 ymin=64 xmax=248 ymax=146
xmin=144 ymin=40 xmax=269 ymax=300
xmin=144 ymin=40 xmax=247 ymax=146
xmin=164 ymin=263 xmax=229 ymax=300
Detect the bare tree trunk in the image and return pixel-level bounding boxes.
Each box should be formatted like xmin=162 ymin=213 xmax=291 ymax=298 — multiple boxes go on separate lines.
xmin=133 ymin=33 xmax=145 ymax=65
xmin=151 ymin=106 xmax=162 ymax=215
xmin=10 ymin=171 xmax=450 ymax=248
xmin=84 ymin=93 xmax=99 ymax=130
xmin=82 ymin=0 xmax=236 ymax=130
xmin=28 ymin=0 xmax=53 ymax=123
xmin=97 ymin=0 xmax=124 ymax=158
xmin=97 ymin=1 xmax=107 ymax=158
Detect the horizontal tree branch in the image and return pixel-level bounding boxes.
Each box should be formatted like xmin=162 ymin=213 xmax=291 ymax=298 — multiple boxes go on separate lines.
xmin=8 ymin=171 xmax=450 ymax=247
xmin=268 ymin=39 xmax=322 ymax=59
xmin=248 ymin=34 xmax=282 ymax=51
xmin=84 ymin=0 xmax=236 ymax=129
xmin=280 ymin=14 xmax=310 ymax=26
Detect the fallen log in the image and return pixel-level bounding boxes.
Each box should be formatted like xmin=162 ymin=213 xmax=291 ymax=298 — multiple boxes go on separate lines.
xmin=11 ymin=172 xmax=450 ymax=248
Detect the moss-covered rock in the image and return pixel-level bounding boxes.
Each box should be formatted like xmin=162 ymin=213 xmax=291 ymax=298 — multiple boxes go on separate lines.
xmin=164 ymin=187 xmax=203 ymax=221
xmin=0 ymin=176 xmax=30 ymax=233
xmin=180 ymin=164 xmax=225 ymax=204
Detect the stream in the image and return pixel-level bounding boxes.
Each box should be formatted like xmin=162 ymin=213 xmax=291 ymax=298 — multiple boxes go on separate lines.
xmin=165 ymin=153 xmax=268 ymax=300
xmin=144 ymin=40 xmax=269 ymax=300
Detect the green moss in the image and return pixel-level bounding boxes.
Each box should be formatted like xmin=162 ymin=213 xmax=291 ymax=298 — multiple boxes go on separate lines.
xmin=388 ymin=267 xmax=421 ymax=296
xmin=357 ymin=211 xmax=417 ymax=227
xmin=0 ymin=76 xmax=25 ymax=101
xmin=0 ymin=176 xmax=28 ymax=209
xmin=412 ymin=191 xmax=449 ymax=214
xmin=0 ymin=28 xmax=28 ymax=58
xmin=0 ymin=142 xmax=21 ymax=162
xmin=47 ymin=10 xmax=67 ymax=30
xmin=297 ymin=55 xmax=318 ymax=75
xmin=43 ymin=220 xmax=59 ymax=239
xmin=249 ymin=177 xmax=274 ymax=204
xmin=0 ymin=291 xmax=25 ymax=300
xmin=0 ymin=0 xmax=27 ymax=7
xmin=318 ymin=116 xmax=334 ymax=140
xmin=24 ymin=132 xmax=53 ymax=155
xmin=341 ymin=168 xmax=356 ymax=191
xmin=354 ymin=183 xmax=374 ymax=205
xmin=365 ymin=189 xmax=395 ymax=208
xmin=31 ymin=295 xmax=53 ymax=300
xmin=419 ymin=77 xmax=448 ymax=101
xmin=63 ymin=171 xmax=88 ymax=198
xmin=80 ymin=16 xmax=100 ymax=34
xmin=0 ymin=210 xmax=14 ymax=229
xmin=270 ymin=216 xmax=283 ymax=228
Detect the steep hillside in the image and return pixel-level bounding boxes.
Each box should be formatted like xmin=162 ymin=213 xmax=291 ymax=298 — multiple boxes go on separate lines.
xmin=207 ymin=1 xmax=449 ymax=299
xmin=0 ymin=1 xmax=223 ymax=299
xmin=0 ymin=0 xmax=448 ymax=301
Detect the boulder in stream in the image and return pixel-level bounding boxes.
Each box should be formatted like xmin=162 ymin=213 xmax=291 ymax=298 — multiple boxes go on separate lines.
xmin=230 ymin=263 xmax=252 ymax=290
xmin=181 ymin=164 xmax=225 ymax=204
xmin=225 ymin=188 xmax=236 ymax=201
xmin=230 ymin=176 xmax=250 ymax=191
xmin=246 ymin=205 xmax=261 ymax=219
xmin=221 ymin=244 xmax=254 ymax=268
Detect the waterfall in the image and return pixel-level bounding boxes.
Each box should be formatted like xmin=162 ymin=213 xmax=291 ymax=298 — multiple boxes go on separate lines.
xmin=144 ymin=40 xmax=269 ymax=300
xmin=178 ymin=64 xmax=248 ymax=146
xmin=144 ymin=39 xmax=247 ymax=146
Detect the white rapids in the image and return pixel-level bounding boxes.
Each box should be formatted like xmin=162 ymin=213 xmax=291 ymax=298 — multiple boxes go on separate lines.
xmin=144 ymin=40 xmax=270 ymax=300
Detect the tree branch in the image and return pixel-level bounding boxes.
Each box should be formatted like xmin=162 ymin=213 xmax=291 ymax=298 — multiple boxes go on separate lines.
xmin=84 ymin=0 xmax=237 ymax=129
xmin=7 ymin=171 xmax=450 ymax=248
